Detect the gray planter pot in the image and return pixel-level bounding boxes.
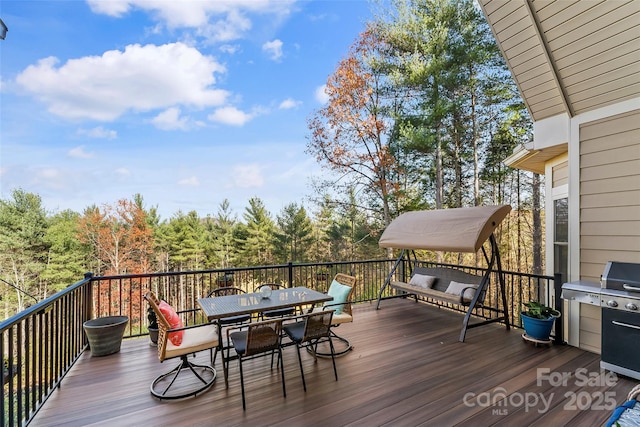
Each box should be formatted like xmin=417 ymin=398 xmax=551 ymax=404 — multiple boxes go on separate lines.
xmin=83 ymin=316 xmax=129 ymax=357
xmin=148 ymin=327 xmax=159 ymax=346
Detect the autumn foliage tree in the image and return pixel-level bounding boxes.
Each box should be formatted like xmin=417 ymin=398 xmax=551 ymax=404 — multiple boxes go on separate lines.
xmin=78 ymin=199 xmax=153 ymax=275
xmin=307 ymin=27 xmax=404 ymax=231
xmin=78 ymin=198 xmax=154 ymax=316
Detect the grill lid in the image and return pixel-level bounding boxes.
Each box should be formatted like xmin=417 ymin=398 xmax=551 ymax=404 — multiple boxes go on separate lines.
xmin=601 ymin=261 xmax=640 ymax=293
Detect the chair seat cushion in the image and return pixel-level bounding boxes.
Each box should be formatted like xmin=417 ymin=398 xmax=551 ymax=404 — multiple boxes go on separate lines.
xmin=262 ymin=307 xmax=295 ymax=318
xmin=282 ymin=321 xmax=305 ymax=342
xmin=312 ymin=306 xmax=352 ymax=324
xmin=158 ymin=301 xmax=184 ymax=346
xmin=165 ymin=324 xmax=218 ymax=359
xmin=219 ymin=314 xmax=251 ymax=325
xmin=229 ymin=331 xmax=248 ymax=355
xmin=230 ymin=325 xmax=280 ymax=356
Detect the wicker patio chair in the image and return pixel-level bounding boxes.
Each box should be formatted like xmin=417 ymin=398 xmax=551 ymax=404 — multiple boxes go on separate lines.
xmin=207 ymin=286 xmax=252 ymax=365
xmin=309 ymin=273 xmax=357 ymax=356
xmin=283 ymin=310 xmax=337 ymax=392
xmin=227 ymin=318 xmax=286 ymax=410
xmin=144 ymin=292 xmax=218 ymax=400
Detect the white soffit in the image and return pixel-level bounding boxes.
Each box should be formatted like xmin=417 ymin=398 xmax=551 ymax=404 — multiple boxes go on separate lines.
xmin=503 ymin=143 xmax=568 ymax=174
xmin=479 ymin=0 xmax=640 ymax=122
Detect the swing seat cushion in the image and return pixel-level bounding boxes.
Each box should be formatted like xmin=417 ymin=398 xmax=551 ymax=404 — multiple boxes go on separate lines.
xmin=390 ymin=267 xmax=484 ymax=306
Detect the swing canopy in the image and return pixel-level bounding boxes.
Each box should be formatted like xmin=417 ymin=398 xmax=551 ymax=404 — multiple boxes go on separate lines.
xmin=378 ymin=205 xmax=511 ymax=253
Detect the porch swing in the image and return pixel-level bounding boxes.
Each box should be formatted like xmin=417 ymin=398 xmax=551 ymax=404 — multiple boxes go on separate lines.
xmin=375 ymin=204 xmax=512 ymax=342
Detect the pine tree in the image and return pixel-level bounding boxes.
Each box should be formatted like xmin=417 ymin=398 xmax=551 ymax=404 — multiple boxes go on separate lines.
xmin=236 ymin=198 xmax=275 ymax=266
xmin=274 ymin=203 xmax=313 ymax=263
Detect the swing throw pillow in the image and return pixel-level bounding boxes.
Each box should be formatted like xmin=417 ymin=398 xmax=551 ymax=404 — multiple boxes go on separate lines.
xmin=409 ymin=274 xmax=437 ymax=288
xmin=445 ymin=281 xmax=479 ymax=301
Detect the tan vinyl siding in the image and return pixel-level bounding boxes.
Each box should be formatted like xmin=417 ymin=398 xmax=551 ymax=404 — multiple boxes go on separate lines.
xmin=552 ymin=160 xmax=568 ymax=187
xmin=580 ymin=109 xmax=640 ymax=281
xmin=578 ymin=109 xmax=640 ymax=354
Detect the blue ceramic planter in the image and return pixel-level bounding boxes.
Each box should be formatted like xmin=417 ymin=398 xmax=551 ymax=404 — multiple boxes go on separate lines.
xmin=521 ymin=314 xmax=556 ymax=341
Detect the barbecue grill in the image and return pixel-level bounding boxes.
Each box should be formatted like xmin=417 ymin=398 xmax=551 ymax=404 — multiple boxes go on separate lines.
xmin=562 ymin=261 xmax=640 ymax=380
xmin=600 ymin=261 xmax=640 ymax=380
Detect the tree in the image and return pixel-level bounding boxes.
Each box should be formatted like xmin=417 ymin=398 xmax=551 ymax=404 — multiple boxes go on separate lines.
xmin=0 ymin=189 xmax=48 ymax=313
xmin=41 ymin=209 xmax=87 ymax=295
xmin=78 ymin=198 xmax=154 ymax=275
xmin=310 ymin=195 xmax=338 ymax=262
xmin=164 ymin=210 xmax=207 ymax=271
xmin=307 ymin=26 xmax=403 ymax=231
xmin=274 ymin=203 xmax=313 ymax=263
xmin=212 ymin=199 xmax=238 ymax=268
xmin=380 ymin=0 xmax=516 ymax=209
xmin=235 ymin=198 xmax=275 ymax=266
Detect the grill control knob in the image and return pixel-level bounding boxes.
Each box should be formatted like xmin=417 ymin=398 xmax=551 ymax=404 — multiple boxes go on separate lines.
xmin=625 ymin=303 xmax=638 ymax=311
xmin=606 ymin=300 xmax=618 ymax=308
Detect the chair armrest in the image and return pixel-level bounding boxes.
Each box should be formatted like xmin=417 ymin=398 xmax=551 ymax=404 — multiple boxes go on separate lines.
xmin=321 ymin=300 xmax=352 ymax=308
xmin=176 ymin=308 xmax=206 ymax=326
xmin=319 ymin=300 xmax=353 ymax=315
xmin=176 ymin=308 xmax=200 ymax=315
xmin=457 ymin=286 xmax=479 ymax=305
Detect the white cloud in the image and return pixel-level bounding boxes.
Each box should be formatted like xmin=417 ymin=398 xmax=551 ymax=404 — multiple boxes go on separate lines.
xmin=87 ymin=0 xmax=296 ymax=40
xmin=86 ymin=0 xmax=132 ymax=17
xmin=262 ymin=39 xmax=283 ymax=61
xmin=314 ymin=84 xmax=330 ymax=104
xmin=68 ymin=146 xmax=93 ymax=159
xmin=279 ymin=98 xmax=301 ymax=110
xmin=198 ymin=9 xmax=252 ymax=43
xmin=208 ymin=106 xmax=253 ymax=126
xmin=178 ymin=176 xmax=200 ymax=186
xmin=16 ymin=43 xmax=228 ymax=121
xmin=151 ymin=107 xmax=189 ymax=131
xmin=77 ymin=126 xmax=117 ymax=139
xmin=231 ymin=164 xmax=263 ymax=188
xmin=219 ymin=44 xmax=241 ymax=55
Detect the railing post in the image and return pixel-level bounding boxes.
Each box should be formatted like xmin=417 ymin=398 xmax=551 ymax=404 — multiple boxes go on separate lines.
xmin=287 ymin=262 xmax=293 ymax=288
xmin=84 ymin=272 xmax=94 ymax=323
xmin=553 ymin=272 xmax=563 ymax=344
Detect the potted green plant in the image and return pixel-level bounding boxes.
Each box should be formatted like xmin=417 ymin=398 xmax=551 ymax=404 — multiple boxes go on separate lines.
xmin=521 ymin=301 xmax=561 ymax=341
xmin=216 ymin=273 xmax=234 ymax=287
xmin=148 ymin=306 xmax=159 ymax=346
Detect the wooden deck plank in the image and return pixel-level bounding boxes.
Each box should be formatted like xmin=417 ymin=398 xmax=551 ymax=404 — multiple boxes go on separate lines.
xmin=30 ymin=300 xmax=636 ymax=426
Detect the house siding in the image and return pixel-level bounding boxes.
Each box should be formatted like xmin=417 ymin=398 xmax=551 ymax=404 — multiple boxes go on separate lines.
xmin=577 ymin=109 xmax=640 ymax=353
xmin=552 ymin=160 xmax=568 ymax=188
xmin=580 ymin=108 xmax=640 ymax=283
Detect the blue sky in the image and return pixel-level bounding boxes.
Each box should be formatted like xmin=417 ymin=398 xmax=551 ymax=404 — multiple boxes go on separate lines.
xmin=0 ymin=0 xmax=376 ymax=220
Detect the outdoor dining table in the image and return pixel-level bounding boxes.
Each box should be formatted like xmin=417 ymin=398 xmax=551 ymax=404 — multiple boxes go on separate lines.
xmin=197 ymin=286 xmax=333 ymax=384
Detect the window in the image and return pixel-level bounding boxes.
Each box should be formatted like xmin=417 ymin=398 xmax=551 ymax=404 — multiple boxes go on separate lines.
xmin=554 ymin=197 xmax=568 ymax=283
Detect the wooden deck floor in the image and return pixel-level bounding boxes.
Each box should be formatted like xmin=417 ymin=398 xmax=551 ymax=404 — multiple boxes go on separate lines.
xmin=32 ymin=299 xmax=636 ymax=426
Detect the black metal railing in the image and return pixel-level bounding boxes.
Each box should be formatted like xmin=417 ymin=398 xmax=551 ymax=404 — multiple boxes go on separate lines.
xmin=1 ymin=273 xmax=92 ymax=427
xmin=1 ymin=259 xmax=558 ymax=426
